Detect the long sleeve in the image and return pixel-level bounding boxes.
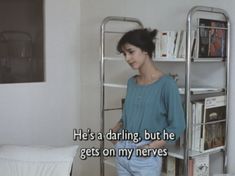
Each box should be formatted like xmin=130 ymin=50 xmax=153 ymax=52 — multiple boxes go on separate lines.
xmin=162 ymin=78 xmax=186 ymax=141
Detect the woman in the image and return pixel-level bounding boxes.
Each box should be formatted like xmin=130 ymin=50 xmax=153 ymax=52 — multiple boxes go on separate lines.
xmin=111 ymin=28 xmax=185 ymax=176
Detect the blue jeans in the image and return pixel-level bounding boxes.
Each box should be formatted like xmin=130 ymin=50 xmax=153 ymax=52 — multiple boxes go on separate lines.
xmin=115 ymin=140 xmax=162 ymax=176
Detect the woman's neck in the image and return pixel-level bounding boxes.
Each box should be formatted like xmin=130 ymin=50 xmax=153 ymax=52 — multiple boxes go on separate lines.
xmin=138 ymin=59 xmax=164 ymax=84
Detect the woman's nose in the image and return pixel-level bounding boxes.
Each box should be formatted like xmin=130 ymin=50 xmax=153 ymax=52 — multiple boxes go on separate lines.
xmin=125 ymin=54 xmax=131 ymax=62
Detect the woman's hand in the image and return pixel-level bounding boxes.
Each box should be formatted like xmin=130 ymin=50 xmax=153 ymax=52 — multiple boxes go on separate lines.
xmin=111 ymin=120 xmax=123 ymax=133
xmin=110 ymin=120 xmax=123 ymax=146
xmin=147 ymin=140 xmax=166 ymax=149
xmin=111 ymin=140 xmax=118 ymax=145
xmin=137 ymin=140 xmax=166 ymax=151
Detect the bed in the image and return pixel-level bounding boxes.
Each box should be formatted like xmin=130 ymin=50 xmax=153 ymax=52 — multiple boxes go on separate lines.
xmin=0 ymin=145 xmax=78 ymax=176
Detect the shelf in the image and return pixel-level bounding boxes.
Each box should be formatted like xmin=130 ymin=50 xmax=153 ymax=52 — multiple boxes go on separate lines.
xmin=104 ymin=56 xmax=186 ymax=62
xmin=197 ymin=25 xmax=228 ymax=30
xmin=179 ymin=87 xmax=225 ymax=95
xmin=153 ymin=57 xmax=185 ymax=62
xmin=104 ymin=31 xmax=126 ymax=34
xmin=104 ymin=83 xmax=127 ymax=88
xmin=103 ymin=57 xmax=124 ymax=61
xmin=103 ymin=56 xmax=225 ymax=63
xmin=165 ymin=144 xmax=225 ymax=159
xmin=104 ymin=84 xmax=224 ymax=96
xmin=156 ymin=58 xmax=225 ymax=63
xmin=104 ymin=107 xmax=122 ymax=111
xmin=192 ymin=58 xmax=225 ymax=62
xmin=166 ymin=144 xmax=184 ymax=159
xmin=189 ymin=146 xmax=225 ymax=158
xmin=193 ymin=119 xmax=226 ymax=126
xmin=104 ymin=157 xmax=116 ymax=168
xmin=102 ymin=145 xmax=224 ymax=163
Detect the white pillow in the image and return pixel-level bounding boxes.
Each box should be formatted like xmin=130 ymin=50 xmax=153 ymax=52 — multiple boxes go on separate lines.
xmin=0 ymin=145 xmax=78 ymax=176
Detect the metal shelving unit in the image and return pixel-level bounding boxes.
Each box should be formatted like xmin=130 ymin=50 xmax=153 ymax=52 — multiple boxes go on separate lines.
xmin=184 ymin=6 xmax=230 ymax=175
xmin=100 ymin=16 xmax=143 ymax=176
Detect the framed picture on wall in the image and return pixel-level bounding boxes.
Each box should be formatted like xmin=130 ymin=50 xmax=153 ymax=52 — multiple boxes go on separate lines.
xmin=0 ymin=0 xmax=44 ymax=84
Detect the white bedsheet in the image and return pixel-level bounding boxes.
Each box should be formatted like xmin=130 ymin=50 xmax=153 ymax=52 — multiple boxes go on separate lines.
xmin=0 ymin=145 xmax=78 ymax=176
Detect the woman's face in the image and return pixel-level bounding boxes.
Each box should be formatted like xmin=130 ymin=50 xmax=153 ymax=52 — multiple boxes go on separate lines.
xmin=121 ymin=43 xmax=148 ymax=70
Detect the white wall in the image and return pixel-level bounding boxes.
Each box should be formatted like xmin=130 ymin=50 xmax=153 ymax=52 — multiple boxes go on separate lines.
xmin=0 ymin=0 xmax=81 ymax=173
xmin=80 ymin=0 xmax=235 ymax=175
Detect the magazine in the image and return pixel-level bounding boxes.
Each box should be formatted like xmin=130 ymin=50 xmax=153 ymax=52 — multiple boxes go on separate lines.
xmin=198 ymin=18 xmax=227 ymax=58
xmin=201 ymin=95 xmax=226 ymax=152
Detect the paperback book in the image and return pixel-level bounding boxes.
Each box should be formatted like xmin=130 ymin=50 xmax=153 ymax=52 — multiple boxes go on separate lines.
xmin=193 ymin=154 xmax=209 ymax=176
xmin=155 ymin=30 xmax=185 ymax=59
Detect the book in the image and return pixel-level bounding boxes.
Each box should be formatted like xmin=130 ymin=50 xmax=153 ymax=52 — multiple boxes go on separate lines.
xmin=155 ymin=31 xmax=161 ymax=58
xmin=191 ymin=30 xmax=198 ymax=58
xmin=178 ymin=31 xmax=186 ymax=58
xmin=155 ymin=31 xmax=177 ymax=58
xmin=198 ymin=18 xmax=227 ymax=58
xmin=188 ymin=158 xmax=194 ymax=176
xmin=175 ymin=158 xmax=184 ymax=176
xmin=177 ymin=30 xmax=197 ymax=59
xmin=193 ymin=154 xmax=209 ymax=176
xmin=166 ymin=156 xmax=176 ymax=176
xmin=191 ymin=103 xmax=196 ymax=150
xmin=200 ymin=95 xmax=226 ymax=152
xmin=159 ymin=31 xmax=168 ymax=58
xmin=155 ymin=30 xmax=194 ymax=59
xmin=173 ymin=30 xmax=183 ymax=58
xmin=191 ymin=101 xmax=204 ymax=152
xmin=162 ymin=156 xmax=184 ymax=176
xmin=162 ymin=156 xmax=208 ymax=176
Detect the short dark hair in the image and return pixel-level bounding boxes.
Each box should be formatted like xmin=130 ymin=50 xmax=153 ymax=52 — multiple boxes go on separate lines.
xmin=117 ymin=28 xmax=157 ymax=58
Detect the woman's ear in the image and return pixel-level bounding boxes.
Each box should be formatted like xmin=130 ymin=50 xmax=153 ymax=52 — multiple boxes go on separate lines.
xmin=143 ymin=51 xmax=148 ymax=55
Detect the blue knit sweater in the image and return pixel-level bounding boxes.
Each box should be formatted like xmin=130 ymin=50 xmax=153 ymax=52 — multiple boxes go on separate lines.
xmin=121 ymin=75 xmax=185 ymax=142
